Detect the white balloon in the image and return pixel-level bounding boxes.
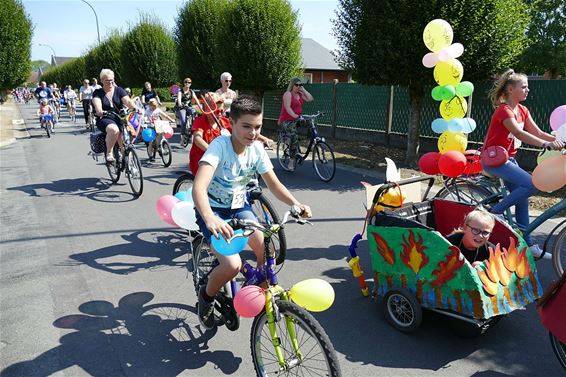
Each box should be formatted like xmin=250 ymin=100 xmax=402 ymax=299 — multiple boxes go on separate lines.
xmin=554 ymin=123 xmax=566 ymax=142
xmin=171 ymin=201 xmax=199 ymax=230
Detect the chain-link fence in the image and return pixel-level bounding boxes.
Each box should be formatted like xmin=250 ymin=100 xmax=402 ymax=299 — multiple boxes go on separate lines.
xmin=264 ymin=80 xmax=566 ymax=143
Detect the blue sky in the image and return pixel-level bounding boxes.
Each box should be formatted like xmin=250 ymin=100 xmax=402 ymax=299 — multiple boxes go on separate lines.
xmin=23 ymin=0 xmax=339 ymax=62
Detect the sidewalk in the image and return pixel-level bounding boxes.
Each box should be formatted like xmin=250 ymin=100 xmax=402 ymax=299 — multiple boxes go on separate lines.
xmin=0 ymin=97 xmax=28 ymax=148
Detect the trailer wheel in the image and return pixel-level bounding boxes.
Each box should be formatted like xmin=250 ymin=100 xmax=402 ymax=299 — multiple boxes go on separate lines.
xmin=383 ymin=288 xmax=422 ymax=333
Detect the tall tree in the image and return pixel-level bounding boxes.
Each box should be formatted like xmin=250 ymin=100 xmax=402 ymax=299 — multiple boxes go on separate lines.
xmin=333 ymin=0 xmax=530 ymax=165
xmin=174 ymin=0 xmax=229 ymax=89
xmin=219 ymin=0 xmax=302 ymax=97
xmin=122 ymin=14 xmax=177 ymax=87
xmin=84 ymin=31 xmax=125 ymax=85
xmin=518 ymin=0 xmax=566 ymax=78
xmin=0 ymin=0 xmax=33 ymax=92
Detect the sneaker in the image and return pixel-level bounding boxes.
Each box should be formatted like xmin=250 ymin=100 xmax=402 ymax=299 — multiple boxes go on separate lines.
xmin=529 ymin=244 xmax=552 ymax=260
xmin=287 ymin=157 xmax=296 ymax=171
xmin=197 ymin=285 xmax=216 ymax=330
xmin=106 ymin=154 xmax=115 ymax=163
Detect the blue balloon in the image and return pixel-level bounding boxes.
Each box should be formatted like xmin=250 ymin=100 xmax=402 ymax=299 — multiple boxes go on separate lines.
xmin=431 ymin=118 xmax=448 ymax=134
xmin=460 ymin=118 xmax=477 ymax=133
xmin=211 ymin=229 xmax=248 ymax=256
xmin=174 ymin=187 xmax=193 ymax=202
xmin=142 ymin=128 xmax=156 ymax=142
xmin=447 ymin=118 xmax=464 ymax=133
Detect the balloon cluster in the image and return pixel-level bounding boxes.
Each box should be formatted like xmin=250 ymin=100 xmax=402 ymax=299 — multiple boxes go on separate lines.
xmin=156 ymin=189 xmax=199 ymax=231
xmin=419 ymin=19 xmax=480 ymax=177
xmin=532 ymin=105 xmax=566 ymax=193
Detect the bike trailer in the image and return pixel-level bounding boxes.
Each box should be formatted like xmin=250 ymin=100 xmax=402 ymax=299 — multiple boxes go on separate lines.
xmin=365 ymin=177 xmax=543 ymax=322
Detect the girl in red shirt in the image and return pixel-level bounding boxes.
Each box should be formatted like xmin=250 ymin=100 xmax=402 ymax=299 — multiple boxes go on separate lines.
xmin=482 ymin=69 xmax=563 ymax=257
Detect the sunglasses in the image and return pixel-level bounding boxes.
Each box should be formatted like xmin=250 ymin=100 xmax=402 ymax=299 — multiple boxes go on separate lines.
xmin=224 ymin=80 xmax=232 ymax=82
xmin=294 ymin=83 xmax=303 ymax=87
xmin=466 ymin=224 xmax=491 ymax=238
xmin=184 ymin=81 xmax=192 ymax=84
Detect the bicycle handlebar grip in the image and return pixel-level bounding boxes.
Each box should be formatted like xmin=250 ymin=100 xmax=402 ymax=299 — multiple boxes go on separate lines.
xmin=290 ymin=205 xmax=304 ymax=218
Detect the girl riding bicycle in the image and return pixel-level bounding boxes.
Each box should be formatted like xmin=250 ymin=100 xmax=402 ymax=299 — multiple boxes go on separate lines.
xmin=482 ymin=69 xmax=564 ymax=258
xmin=145 ymin=98 xmax=175 ymax=161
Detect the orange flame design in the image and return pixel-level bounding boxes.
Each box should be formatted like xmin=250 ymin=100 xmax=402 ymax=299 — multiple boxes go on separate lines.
xmin=430 ymin=245 xmax=464 ymax=285
xmin=400 ymin=230 xmax=429 ymax=274
xmin=370 ymin=231 xmax=395 ymax=265
xmin=477 ymin=268 xmax=499 ymax=296
xmin=503 ymin=238 xmax=520 ymax=272
xmin=516 ymin=247 xmax=530 ymax=279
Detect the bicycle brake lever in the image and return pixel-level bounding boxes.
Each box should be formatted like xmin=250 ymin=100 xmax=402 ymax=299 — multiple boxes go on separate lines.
xmin=296 ymin=219 xmax=313 ymax=226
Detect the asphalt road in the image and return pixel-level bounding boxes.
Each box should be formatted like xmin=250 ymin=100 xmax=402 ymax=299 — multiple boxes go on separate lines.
xmin=1 ymin=102 xmax=564 ymax=377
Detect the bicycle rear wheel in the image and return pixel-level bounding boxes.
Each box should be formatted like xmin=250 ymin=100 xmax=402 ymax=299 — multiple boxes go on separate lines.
xmin=276 ymin=132 xmax=293 ymax=172
xmin=436 ymin=181 xmax=493 ymax=205
xmin=250 ymin=300 xmax=341 ymax=377
xmin=552 ymin=226 xmax=566 ymax=278
xmin=550 ymin=332 xmax=566 ymax=371
xmin=251 ymin=194 xmax=287 ymax=265
xmin=126 ymin=149 xmax=143 ymax=197
xmin=192 ymin=238 xmax=216 ymax=296
xmin=172 ymin=173 xmax=194 ymax=195
xmin=105 ymin=147 xmax=121 ymax=183
xmin=45 ymin=122 xmax=52 ymax=138
xmin=160 ymin=139 xmax=172 ymax=167
xmin=313 ymin=141 xmax=336 ymax=182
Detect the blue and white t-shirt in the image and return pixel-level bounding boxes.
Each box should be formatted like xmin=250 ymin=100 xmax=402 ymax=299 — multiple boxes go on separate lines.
xmin=200 ymin=135 xmax=273 ymax=208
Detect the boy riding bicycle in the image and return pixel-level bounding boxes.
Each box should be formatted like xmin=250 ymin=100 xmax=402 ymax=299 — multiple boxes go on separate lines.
xmin=192 ymin=95 xmax=311 ymax=329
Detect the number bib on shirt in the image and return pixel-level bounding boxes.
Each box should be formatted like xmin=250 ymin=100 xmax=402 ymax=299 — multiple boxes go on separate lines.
xmin=231 ymin=187 xmax=246 ymax=209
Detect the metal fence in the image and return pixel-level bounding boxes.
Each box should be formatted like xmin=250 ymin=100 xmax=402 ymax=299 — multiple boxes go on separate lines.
xmin=264 ymin=80 xmax=566 ymax=143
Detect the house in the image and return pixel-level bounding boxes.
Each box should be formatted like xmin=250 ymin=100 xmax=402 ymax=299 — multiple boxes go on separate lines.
xmin=301 ymin=38 xmax=350 ymax=83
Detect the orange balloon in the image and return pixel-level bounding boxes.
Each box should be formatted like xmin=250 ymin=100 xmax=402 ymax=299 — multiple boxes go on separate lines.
xmin=532 ymin=155 xmax=566 ymax=193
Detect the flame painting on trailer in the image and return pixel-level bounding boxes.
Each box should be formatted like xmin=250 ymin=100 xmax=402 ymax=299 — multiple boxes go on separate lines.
xmin=367 ymin=222 xmax=543 ymax=320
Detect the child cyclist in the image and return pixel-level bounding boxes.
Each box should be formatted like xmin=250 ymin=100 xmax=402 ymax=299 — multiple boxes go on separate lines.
xmin=146 ymin=98 xmax=175 ymax=160
xmin=192 ymin=95 xmax=312 ymax=329
xmin=37 ymin=98 xmax=55 ymax=131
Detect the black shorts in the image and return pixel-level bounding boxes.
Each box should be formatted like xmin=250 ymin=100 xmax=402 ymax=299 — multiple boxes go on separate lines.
xmin=96 ymin=114 xmax=123 ymax=133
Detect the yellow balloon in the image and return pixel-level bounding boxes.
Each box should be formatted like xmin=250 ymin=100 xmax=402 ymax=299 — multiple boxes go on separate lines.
xmin=440 ymin=96 xmax=467 ymax=120
xmin=434 ymin=59 xmax=464 ymax=86
xmin=290 ymin=279 xmax=335 ymax=312
xmin=423 ymin=19 xmax=453 ymax=52
xmin=438 ymin=131 xmax=467 ymax=154
xmin=537 ymin=149 xmax=561 ymax=165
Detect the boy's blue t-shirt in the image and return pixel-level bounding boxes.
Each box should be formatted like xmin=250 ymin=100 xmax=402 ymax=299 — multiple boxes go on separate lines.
xmin=200 ymin=135 xmax=273 ymax=208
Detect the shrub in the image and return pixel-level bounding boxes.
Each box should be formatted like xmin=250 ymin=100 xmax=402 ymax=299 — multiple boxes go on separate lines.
xmin=0 ymin=0 xmax=32 ymax=91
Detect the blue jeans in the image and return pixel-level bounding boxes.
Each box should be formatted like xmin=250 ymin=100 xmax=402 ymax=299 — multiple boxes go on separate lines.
xmin=482 ymin=158 xmax=537 ymax=245
xmin=195 ymin=204 xmax=256 ymax=240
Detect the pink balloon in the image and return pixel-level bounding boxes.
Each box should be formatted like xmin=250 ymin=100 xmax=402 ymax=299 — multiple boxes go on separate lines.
xmin=234 ymin=285 xmax=265 ymax=318
xmin=532 ymin=155 xmax=566 ymax=193
xmin=550 ymin=105 xmax=566 ymax=131
xmin=422 ymin=52 xmax=439 ymax=68
xmin=162 ymin=123 xmax=174 ymax=139
xmin=156 ymin=195 xmax=180 ymax=226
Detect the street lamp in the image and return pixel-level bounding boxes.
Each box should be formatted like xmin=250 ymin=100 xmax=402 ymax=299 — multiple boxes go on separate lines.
xmin=80 ymin=0 xmax=101 ymax=44
xmin=38 ymin=43 xmax=57 ymax=66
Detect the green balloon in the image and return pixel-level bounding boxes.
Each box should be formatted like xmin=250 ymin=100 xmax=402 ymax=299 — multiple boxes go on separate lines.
xmin=431 ymin=86 xmax=443 ymax=101
xmin=441 ymin=85 xmax=456 ymax=101
xmin=456 ymin=81 xmax=474 ymax=97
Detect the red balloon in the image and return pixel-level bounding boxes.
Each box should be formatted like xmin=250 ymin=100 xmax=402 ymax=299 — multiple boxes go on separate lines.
xmin=463 ymin=149 xmax=483 ymax=175
xmin=419 ymin=152 xmax=441 ymax=175
xmin=439 ymin=151 xmax=467 ymax=177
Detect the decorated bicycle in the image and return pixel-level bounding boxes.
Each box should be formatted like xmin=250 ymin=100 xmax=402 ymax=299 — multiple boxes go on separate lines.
xmin=347 ymin=159 xmax=544 ymax=335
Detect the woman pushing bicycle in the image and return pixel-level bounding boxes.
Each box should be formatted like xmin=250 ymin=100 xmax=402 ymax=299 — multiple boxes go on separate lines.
xmin=482 ymin=69 xmax=564 ymax=258
xmin=192 ymin=95 xmax=311 ymax=330
xmin=277 ymin=77 xmax=314 ymax=171
xmin=92 ymin=69 xmax=140 ymax=163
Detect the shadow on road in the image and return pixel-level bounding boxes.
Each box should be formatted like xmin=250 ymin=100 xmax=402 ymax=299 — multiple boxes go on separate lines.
xmin=68 ymin=229 xmax=190 ymax=275
xmin=0 ymin=292 xmax=241 ymax=377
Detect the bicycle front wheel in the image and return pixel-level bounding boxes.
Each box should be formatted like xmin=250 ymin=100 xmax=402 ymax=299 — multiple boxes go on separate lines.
xmin=172 ymin=173 xmax=194 ymax=195
xmin=250 ymin=300 xmax=341 ymax=377
xmin=106 ymin=147 xmax=121 ymax=183
xmin=160 ymin=139 xmax=172 ymax=167
xmin=126 ymin=149 xmax=143 ymax=197
xmin=313 ymin=141 xmax=336 ymax=182
xmin=251 ymin=194 xmax=287 ymax=265
xmin=436 ymin=181 xmax=493 ymax=205
xmin=552 ymin=225 xmax=566 ymax=278
xmin=276 ymin=132 xmax=293 ymax=172
xmin=550 ymin=331 xmax=566 ymax=371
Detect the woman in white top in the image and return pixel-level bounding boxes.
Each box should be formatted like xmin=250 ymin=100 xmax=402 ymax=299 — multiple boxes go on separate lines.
xmin=79 ymin=79 xmax=94 ymax=126
xmin=215 ymin=72 xmax=237 ymax=116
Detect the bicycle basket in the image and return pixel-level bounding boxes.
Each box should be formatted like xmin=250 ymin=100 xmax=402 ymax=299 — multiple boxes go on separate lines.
xmin=90 ymin=131 xmax=106 ymax=154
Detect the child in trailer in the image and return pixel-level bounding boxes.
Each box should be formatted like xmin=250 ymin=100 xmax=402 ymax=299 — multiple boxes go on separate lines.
xmin=447 ymin=207 xmax=495 ymax=267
